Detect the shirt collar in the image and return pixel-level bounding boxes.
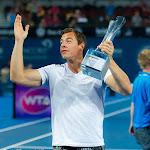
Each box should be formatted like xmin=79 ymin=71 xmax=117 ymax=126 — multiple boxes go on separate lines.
xmin=139 ymin=71 xmax=150 ymax=76
xmin=65 ymin=62 xmax=82 ymax=76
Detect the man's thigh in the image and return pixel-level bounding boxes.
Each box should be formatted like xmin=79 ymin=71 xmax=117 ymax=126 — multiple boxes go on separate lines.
xmin=134 ymin=126 xmax=150 ymax=150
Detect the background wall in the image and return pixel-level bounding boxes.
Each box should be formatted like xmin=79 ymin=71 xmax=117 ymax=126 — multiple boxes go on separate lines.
xmin=0 ymin=37 xmax=150 ymax=82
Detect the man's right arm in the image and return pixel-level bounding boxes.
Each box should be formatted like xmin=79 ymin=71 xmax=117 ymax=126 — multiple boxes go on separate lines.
xmin=10 ymin=14 xmax=42 ymax=87
xmin=129 ymin=102 xmax=135 ymax=136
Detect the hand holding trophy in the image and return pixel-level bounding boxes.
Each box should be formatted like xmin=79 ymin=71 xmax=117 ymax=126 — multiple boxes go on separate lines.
xmin=81 ymin=16 xmax=126 ymax=80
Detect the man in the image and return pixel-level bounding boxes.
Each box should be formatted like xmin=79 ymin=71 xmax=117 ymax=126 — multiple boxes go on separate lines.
xmin=129 ymin=49 xmax=150 ymax=150
xmin=10 ymin=14 xmax=132 ymax=150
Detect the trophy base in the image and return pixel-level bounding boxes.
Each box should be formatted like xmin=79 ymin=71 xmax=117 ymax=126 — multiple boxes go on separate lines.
xmin=81 ymin=49 xmax=110 ymax=80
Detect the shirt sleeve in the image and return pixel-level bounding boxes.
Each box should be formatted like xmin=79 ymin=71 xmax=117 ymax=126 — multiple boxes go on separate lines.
xmin=37 ymin=65 xmax=54 ymax=85
xmin=145 ymin=78 xmax=150 ymax=102
xmin=131 ymin=91 xmax=135 ymax=103
xmin=104 ymin=69 xmax=112 ymax=82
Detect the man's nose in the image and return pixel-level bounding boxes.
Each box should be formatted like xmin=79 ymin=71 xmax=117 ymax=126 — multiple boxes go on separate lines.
xmin=61 ymin=43 xmax=66 ymax=48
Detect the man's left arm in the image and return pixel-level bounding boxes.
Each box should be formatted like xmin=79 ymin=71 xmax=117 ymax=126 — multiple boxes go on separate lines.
xmin=99 ymin=41 xmax=132 ymax=95
xmin=146 ymin=78 xmax=150 ymax=102
xmin=106 ymin=58 xmax=132 ymax=95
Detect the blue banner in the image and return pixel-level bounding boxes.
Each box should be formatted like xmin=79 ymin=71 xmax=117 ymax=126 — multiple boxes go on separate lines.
xmin=0 ymin=38 xmax=150 ymax=82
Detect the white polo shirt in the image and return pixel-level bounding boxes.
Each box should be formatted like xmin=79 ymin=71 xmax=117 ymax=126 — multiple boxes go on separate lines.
xmin=37 ymin=63 xmax=111 ymax=147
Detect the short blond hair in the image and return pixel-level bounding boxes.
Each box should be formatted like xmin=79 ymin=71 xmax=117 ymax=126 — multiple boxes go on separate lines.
xmin=138 ymin=49 xmax=150 ymax=69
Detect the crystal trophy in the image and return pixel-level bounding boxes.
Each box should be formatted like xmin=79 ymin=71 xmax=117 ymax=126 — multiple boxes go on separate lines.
xmin=81 ymin=16 xmax=126 ymax=80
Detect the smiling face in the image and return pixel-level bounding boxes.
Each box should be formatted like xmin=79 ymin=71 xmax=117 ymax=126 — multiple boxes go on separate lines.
xmin=60 ymin=32 xmax=84 ymax=61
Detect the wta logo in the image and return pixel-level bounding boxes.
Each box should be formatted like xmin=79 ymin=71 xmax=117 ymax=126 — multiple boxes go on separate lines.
xmin=21 ymin=87 xmax=50 ymax=114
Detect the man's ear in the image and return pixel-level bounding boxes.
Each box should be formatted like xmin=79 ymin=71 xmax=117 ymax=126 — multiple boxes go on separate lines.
xmin=79 ymin=42 xmax=85 ymax=50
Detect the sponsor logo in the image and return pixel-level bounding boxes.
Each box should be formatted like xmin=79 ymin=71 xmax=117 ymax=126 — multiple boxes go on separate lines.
xmin=21 ymin=87 xmax=50 ymax=114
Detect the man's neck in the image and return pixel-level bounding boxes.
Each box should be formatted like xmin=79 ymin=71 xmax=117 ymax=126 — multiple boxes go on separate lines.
xmin=143 ymin=66 xmax=150 ymax=74
xmin=67 ymin=60 xmax=82 ymax=74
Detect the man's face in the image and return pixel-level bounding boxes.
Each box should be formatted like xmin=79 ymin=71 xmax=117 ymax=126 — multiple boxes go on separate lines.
xmin=60 ymin=32 xmax=82 ymax=60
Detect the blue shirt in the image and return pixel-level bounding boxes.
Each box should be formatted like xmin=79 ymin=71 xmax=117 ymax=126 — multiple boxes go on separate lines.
xmin=132 ymin=71 xmax=150 ymax=129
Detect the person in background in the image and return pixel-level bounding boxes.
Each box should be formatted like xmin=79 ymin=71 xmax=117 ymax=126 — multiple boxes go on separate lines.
xmin=27 ymin=0 xmax=39 ymax=22
xmin=140 ymin=0 xmax=150 ymax=13
xmin=129 ymin=49 xmax=150 ymax=150
xmin=7 ymin=8 xmax=17 ymax=27
xmin=131 ymin=11 xmax=143 ymax=27
xmin=10 ymin=14 xmax=132 ymax=150
xmin=105 ymin=1 xmax=115 ymax=21
xmin=65 ymin=10 xmax=77 ymax=27
xmin=0 ymin=65 xmax=10 ymax=84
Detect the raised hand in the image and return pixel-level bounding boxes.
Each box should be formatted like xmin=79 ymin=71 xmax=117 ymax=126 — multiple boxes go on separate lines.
xmin=14 ymin=14 xmax=29 ymax=41
xmin=99 ymin=41 xmax=114 ymax=59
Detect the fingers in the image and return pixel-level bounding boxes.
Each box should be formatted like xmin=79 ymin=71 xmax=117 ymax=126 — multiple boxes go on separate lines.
xmin=25 ymin=24 xmax=29 ymax=35
xmin=129 ymin=131 xmax=135 ymax=136
xmin=129 ymin=125 xmax=135 ymax=136
xmin=100 ymin=41 xmax=113 ymax=48
xmin=25 ymin=25 xmax=29 ymax=32
xmin=14 ymin=14 xmax=22 ymax=28
xmin=102 ymin=41 xmax=113 ymax=45
xmin=15 ymin=14 xmax=21 ymax=24
xmin=98 ymin=41 xmax=114 ymax=56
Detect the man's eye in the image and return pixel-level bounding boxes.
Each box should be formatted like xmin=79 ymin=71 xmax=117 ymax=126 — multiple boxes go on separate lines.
xmin=67 ymin=40 xmax=71 ymax=43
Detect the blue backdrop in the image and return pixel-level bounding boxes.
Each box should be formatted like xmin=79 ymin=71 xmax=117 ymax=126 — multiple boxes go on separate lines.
xmin=0 ymin=38 xmax=150 ymax=82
